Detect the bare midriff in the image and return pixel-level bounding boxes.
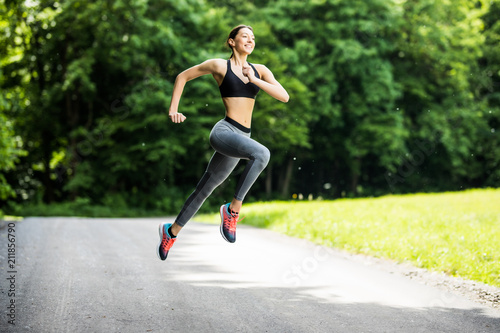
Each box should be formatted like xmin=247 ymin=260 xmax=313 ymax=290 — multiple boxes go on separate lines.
xmin=222 ymin=97 xmax=256 ymax=128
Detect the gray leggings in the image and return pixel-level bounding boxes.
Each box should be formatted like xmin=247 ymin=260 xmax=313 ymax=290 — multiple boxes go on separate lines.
xmin=175 ymin=117 xmax=270 ymax=227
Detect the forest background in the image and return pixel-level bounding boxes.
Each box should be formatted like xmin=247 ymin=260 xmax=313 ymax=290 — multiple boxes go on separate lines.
xmin=1 ymin=0 xmax=499 ymax=217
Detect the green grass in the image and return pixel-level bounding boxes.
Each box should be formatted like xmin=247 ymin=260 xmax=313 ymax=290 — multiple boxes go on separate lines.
xmin=196 ymin=188 xmax=500 ymax=288
xmin=9 ymin=200 xmax=166 ymax=218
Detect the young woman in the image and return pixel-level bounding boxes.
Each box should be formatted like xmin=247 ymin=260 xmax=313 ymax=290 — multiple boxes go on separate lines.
xmin=158 ymin=25 xmax=289 ymax=261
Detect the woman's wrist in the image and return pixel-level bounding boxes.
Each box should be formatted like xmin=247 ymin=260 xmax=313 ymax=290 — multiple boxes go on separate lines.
xmin=248 ymin=75 xmax=258 ymax=84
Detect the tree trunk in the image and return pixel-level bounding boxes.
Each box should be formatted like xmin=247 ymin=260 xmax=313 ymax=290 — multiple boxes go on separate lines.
xmin=34 ymin=27 xmax=54 ymax=203
xmin=265 ymin=164 xmax=272 ymax=197
xmin=280 ymin=158 xmax=294 ymax=198
xmin=42 ymin=131 xmax=54 ymax=203
xmin=350 ymin=157 xmax=362 ymax=195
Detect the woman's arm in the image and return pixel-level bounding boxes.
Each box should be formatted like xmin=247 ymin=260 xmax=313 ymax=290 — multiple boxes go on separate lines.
xmin=168 ymin=59 xmax=223 ymax=123
xmin=244 ymin=64 xmax=289 ymax=103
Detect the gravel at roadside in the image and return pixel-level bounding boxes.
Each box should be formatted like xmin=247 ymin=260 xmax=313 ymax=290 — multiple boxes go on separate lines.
xmin=342 ymin=249 xmax=500 ymax=310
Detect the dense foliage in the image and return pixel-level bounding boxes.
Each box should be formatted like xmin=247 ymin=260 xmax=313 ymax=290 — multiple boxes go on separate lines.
xmin=1 ymin=0 xmax=498 ymax=215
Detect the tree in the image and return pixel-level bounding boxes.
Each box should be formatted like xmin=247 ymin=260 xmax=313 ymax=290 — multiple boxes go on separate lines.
xmin=263 ymin=0 xmax=407 ymax=196
xmin=0 ymin=111 xmax=25 ymax=215
xmin=1 ymin=0 xmax=229 ymax=210
xmin=476 ymin=0 xmax=500 ymax=187
xmin=389 ymin=0 xmax=496 ymax=192
xmin=2 ymin=0 xmax=498 ymax=215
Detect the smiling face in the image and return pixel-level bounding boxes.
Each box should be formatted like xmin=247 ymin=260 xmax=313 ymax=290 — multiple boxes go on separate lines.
xmin=227 ymin=25 xmax=255 ymax=57
xmin=232 ymin=28 xmax=255 ymax=54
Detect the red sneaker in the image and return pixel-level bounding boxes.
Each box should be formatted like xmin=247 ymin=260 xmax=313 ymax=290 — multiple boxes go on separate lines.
xmin=220 ymin=203 xmax=244 ymax=243
xmin=157 ymin=223 xmax=177 ymax=261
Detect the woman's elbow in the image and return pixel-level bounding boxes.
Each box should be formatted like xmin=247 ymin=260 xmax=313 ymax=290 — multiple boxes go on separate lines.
xmin=176 ymin=73 xmax=187 ymax=84
xmin=281 ymin=92 xmax=290 ymax=103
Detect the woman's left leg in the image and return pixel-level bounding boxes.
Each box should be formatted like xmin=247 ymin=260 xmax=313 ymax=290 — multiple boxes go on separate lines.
xmin=158 ymin=151 xmax=238 ymax=260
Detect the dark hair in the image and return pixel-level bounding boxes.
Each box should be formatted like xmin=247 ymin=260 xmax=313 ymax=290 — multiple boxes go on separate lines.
xmin=226 ymin=25 xmax=253 ymax=58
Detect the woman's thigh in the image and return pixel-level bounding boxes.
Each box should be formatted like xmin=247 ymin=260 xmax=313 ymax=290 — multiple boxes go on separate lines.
xmin=210 ymin=125 xmax=266 ymax=160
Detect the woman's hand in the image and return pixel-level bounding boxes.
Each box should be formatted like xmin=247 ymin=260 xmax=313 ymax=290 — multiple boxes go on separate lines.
xmin=242 ymin=65 xmax=256 ymax=82
xmin=169 ymin=112 xmax=187 ymax=123
xmin=250 ymin=64 xmax=289 ymax=103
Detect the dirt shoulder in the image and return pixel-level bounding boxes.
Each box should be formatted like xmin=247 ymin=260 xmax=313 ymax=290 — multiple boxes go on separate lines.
xmin=343 ymin=249 xmax=500 ymax=310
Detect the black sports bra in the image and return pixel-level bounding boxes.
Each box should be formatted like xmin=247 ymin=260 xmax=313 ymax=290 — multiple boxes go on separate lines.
xmin=219 ymin=59 xmax=260 ymax=99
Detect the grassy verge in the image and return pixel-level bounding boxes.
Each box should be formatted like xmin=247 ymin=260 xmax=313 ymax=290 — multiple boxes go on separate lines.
xmin=8 ymin=201 xmax=166 ymax=218
xmin=196 ymin=188 xmax=500 ymax=288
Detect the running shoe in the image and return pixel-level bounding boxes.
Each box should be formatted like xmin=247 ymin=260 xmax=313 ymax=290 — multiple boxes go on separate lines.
xmin=157 ymin=223 xmax=177 ymax=261
xmin=220 ymin=203 xmax=243 ymax=243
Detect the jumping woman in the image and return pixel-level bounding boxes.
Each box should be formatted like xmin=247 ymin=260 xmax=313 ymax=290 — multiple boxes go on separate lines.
xmin=158 ymin=25 xmax=289 ymax=261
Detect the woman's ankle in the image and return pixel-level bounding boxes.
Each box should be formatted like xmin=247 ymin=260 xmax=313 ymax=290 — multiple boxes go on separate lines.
xmin=170 ymin=222 xmax=182 ymax=237
xmin=229 ymin=199 xmax=243 ymax=214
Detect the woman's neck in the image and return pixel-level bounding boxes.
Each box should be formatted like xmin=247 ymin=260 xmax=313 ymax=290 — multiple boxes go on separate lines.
xmin=231 ymin=53 xmax=248 ymax=67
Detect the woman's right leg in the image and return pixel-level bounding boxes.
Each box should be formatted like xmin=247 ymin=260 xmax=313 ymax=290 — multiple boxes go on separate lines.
xmin=173 ymin=151 xmax=240 ymax=229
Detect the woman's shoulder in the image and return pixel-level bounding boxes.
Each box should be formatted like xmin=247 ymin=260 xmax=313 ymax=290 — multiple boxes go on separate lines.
xmin=250 ymin=63 xmax=271 ymax=77
xmin=201 ymin=58 xmax=227 ymax=67
xmin=203 ymin=58 xmax=227 ymax=64
xmin=251 ymin=63 xmax=270 ymax=72
xmin=199 ymin=58 xmax=227 ymax=73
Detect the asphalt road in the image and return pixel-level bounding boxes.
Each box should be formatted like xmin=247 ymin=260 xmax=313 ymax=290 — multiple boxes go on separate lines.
xmin=1 ymin=217 xmax=499 ymax=333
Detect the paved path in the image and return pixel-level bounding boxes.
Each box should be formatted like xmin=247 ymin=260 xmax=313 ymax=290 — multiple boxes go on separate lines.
xmin=1 ymin=217 xmax=499 ymax=332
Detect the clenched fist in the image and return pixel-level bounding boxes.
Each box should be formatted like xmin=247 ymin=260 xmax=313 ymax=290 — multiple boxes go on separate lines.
xmin=169 ymin=112 xmax=186 ymax=123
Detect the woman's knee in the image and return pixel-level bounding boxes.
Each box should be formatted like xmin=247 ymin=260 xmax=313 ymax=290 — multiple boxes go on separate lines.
xmin=255 ymin=146 xmax=271 ymax=168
